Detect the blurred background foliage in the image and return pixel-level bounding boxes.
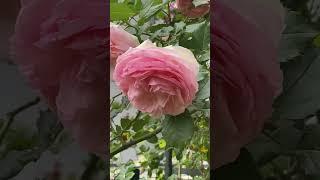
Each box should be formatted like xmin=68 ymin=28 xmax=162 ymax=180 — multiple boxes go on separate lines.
xmin=217 ymin=0 xmax=320 ymax=180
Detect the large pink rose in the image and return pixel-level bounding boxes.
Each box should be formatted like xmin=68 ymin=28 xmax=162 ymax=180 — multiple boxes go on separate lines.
xmin=113 ymin=40 xmax=199 ymax=117
xmin=12 ymin=0 xmax=108 ymax=154
xmin=175 ymin=0 xmax=209 ymax=18
xmin=212 ymin=0 xmax=284 ymax=168
xmin=110 ymin=23 xmax=139 ymax=67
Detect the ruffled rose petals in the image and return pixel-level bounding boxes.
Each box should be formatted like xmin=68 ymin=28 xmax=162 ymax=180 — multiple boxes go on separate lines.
xmin=212 ymin=0 xmax=284 ymax=169
xmin=113 ymin=40 xmax=199 ymax=117
xmin=12 ymin=0 xmax=108 ymax=155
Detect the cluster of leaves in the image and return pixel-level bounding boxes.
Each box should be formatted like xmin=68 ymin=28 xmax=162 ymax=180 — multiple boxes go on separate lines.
xmin=241 ymin=1 xmax=320 ymax=180
xmin=110 ymin=0 xmax=210 ymax=179
xmin=0 ymin=99 xmax=107 ymax=180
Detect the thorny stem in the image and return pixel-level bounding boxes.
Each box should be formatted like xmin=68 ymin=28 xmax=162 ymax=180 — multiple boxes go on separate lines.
xmin=0 ymin=97 xmax=40 ymax=145
xmin=110 ymin=127 xmax=162 ymax=157
xmin=110 ymin=93 xmax=122 ymax=105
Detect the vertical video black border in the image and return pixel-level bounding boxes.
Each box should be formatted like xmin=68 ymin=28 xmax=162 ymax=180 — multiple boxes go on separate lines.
xmin=106 ymin=0 xmax=110 ymax=179
xmin=210 ymin=0 xmax=214 ymax=177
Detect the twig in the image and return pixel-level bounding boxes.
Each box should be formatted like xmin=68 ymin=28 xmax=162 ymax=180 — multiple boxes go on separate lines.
xmin=0 ymin=97 xmax=40 ymax=144
xmin=110 ymin=93 xmax=122 ymax=105
xmin=110 ymin=127 xmax=162 ymax=157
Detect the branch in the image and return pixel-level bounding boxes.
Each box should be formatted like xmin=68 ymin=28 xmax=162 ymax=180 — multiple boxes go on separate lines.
xmin=0 ymin=97 xmax=40 ymax=144
xmin=110 ymin=127 xmax=162 ymax=157
xmin=110 ymin=93 xmax=122 ymax=105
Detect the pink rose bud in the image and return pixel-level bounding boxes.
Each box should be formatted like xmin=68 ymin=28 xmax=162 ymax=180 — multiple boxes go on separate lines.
xmin=212 ymin=0 xmax=285 ymax=169
xmin=113 ymin=40 xmax=199 ymax=117
xmin=12 ymin=0 xmax=108 ymax=155
xmin=110 ymin=23 xmax=139 ymax=67
xmin=176 ymin=0 xmax=210 ymax=18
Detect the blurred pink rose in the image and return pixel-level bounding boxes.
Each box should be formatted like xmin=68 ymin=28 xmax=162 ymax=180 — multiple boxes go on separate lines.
xmin=113 ymin=40 xmax=199 ymax=117
xmin=212 ymin=0 xmax=284 ymax=168
xmin=110 ymin=23 xmax=139 ymax=67
xmin=12 ymin=0 xmax=108 ymax=155
xmin=175 ymin=0 xmax=209 ymax=18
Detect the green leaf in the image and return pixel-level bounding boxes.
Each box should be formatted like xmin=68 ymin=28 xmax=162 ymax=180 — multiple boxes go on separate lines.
xmin=197 ymin=64 xmax=209 ymax=81
xmin=279 ymin=11 xmax=319 ymax=62
xmin=196 ymin=78 xmax=210 ymax=100
xmin=115 ymin=125 xmax=122 ymax=133
xmin=162 ymin=111 xmax=195 ymax=149
xmin=138 ymin=0 xmax=168 ymax=25
xmin=174 ymin=21 xmax=186 ymax=33
xmin=132 ymin=117 xmax=148 ymax=132
xmin=180 ymin=21 xmax=210 ymax=51
xmin=150 ymin=26 xmax=174 ymax=40
xmin=111 ymin=3 xmax=136 ymax=21
xmin=121 ymin=118 xmax=131 ymax=130
xmin=0 ymin=150 xmax=40 ymax=179
xmin=134 ymin=0 xmax=143 ymax=10
xmin=274 ymin=48 xmax=320 ymax=119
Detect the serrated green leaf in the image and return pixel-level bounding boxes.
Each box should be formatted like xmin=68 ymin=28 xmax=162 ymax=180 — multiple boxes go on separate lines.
xmin=162 ymin=111 xmax=194 ymax=149
xmin=196 ymin=78 xmax=210 ymax=100
xmin=180 ymin=21 xmax=210 ymax=51
xmin=0 ymin=150 xmax=40 ymax=179
xmin=111 ymin=3 xmax=136 ymax=21
xmin=121 ymin=118 xmax=131 ymax=130
xmin=138 ymin=0 xmax=168 ymax=25
xmin=279 ymin=11 xmax=319 ymax=62
xmin=132 ymin=118 xmax=148 ymax=132
xmin=274 ymin=48 xmax=320 ymax=119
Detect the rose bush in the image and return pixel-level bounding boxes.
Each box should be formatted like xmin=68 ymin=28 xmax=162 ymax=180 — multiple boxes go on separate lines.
xmin=113 ymin=40 xmax=199 ymax=117
xmin=110 ymin=22 xmax=139 ymax=67
xmin=212 ymin=0 xmax=284 ymax=168
xmin=110 ymin=1 xmax=210 ymax=177
xmin=12 ymin=0 xmax=108 ymax=155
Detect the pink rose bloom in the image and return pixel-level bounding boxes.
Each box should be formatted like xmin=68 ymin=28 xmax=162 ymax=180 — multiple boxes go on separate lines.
xmin=12 ymin=0 xmax=108 ymax=155
xmin=212 ymin=0 xmax=284 ymax=168
xmin=113 ymin=40 xmax=199 ymax=117
xmin=175 ymin=0 xmax=209 ymax=18
xmin=110 ymin=23 xmax=139 ymax=67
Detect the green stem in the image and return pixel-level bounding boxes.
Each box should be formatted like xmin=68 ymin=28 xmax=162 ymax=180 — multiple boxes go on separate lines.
xmin=0 ymin=97 xmax=40 ymax=145
xmin=110 ymin=127 xmax=162 ymax=157
xmin=110 ymin=93 xmax=122 ymax=105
